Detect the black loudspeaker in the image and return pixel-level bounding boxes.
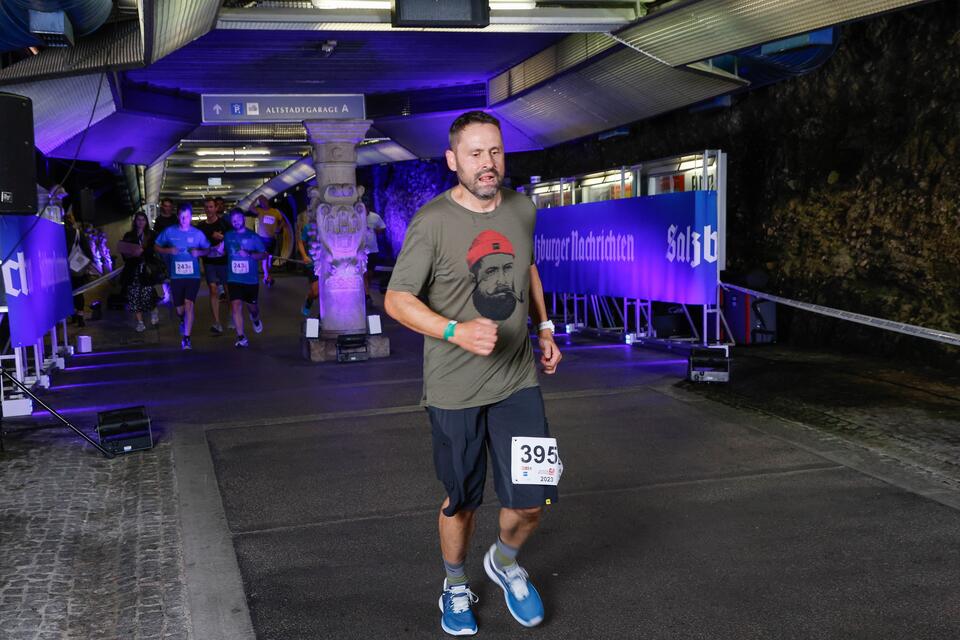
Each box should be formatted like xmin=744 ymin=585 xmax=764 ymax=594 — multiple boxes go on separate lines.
xmin=96 ymin=406 xmax=154 ymax=454
xmin=688 ymin=346 xmax=730 ymax=383
xmin=392 ymin=0 xmax=489 ymax=28
xmin=336 ymin=334 xmax=369 ymax=363
xmin=0 ymin=93 xmax=38 ymax=214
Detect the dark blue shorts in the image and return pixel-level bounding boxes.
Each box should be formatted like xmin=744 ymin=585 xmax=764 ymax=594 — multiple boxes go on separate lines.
xmin=427 ymin=386 xmax=558 ymax=516
xmin=228 ymin=282 xmax=259 ymax=305
xmin=204 ymin=263 xmax=228 ymax=285
xmin=170 ymin=278 xmax=200 ymax=306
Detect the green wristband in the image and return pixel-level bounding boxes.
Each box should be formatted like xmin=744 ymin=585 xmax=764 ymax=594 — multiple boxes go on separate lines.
xmin=443 ymin=320 xmax=458 ymax=341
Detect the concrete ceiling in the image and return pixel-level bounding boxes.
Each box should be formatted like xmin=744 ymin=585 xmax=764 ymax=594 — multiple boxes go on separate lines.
xmin=0 ymin=0 xmax=938 ymax=206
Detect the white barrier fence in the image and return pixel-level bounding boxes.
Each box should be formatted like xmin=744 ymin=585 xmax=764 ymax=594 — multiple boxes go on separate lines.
xmin=720 ymin=282 xmax=960 ymax=348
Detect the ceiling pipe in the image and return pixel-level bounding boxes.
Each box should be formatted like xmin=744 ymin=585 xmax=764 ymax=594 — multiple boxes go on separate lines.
xmin=0 ymin=0 xmax=113 ymax=53
xmin=29 ymin=0 xmax=114 ymax=35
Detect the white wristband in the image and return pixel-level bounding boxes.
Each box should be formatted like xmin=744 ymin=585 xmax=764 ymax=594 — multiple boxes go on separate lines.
xmin=537 ymin=320 xmax=555 ymax=334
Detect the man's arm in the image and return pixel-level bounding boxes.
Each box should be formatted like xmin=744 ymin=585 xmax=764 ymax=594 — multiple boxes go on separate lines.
xmin=154 ymin=243 xmax=177 ymax=255
xmin=238 ymin=249 xmax=268 ymax=260
xmin=529 ymin=265 xmax=562 ymax=374
xmin=384 ymin=290 xmax=498 ymax=356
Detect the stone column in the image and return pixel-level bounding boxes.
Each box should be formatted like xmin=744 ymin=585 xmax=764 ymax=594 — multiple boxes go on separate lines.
xmin=303 ymin=119 xmax=372 ymax=338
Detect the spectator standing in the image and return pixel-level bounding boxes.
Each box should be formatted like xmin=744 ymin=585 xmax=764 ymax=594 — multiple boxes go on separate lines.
xmin=63 ymin=208 xmax=92 ymax=326
xmin=118 ymin=211 xmax=160 ymax=332
xmin=363 ymin=199 xmax=387 ymax=305
xmin=296 ymin=210 xmax=319 ymax=317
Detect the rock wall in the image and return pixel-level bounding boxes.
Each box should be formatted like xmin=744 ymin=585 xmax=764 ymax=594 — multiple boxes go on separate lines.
xmin=508 ymin=1 xmax=960 ymax=367
xmin=360 ymin=159 xmax=457 ymax=258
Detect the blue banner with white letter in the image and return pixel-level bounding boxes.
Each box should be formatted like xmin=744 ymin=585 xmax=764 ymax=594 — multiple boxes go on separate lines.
xmin=534 ymin=191 xmax=719 ymax=304
xmin=1 ymin=216 xmax=74 ymax=347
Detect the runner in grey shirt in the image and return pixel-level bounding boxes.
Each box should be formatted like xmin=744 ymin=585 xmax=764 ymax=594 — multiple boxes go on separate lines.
xmin=386 ymin=111 xmax=562 ymax=636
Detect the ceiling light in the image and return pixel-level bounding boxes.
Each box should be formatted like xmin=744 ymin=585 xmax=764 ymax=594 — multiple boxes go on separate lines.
xmin=192 ymin=157 xmax=274 ymax=164
xmin=490 ymin=1 xmax=536 ymax=9
xmin=677 ymin=156 xmax=716 ymax=172
xmin=311 ymin=1 xmax=390 ymax=8
xmin=194 ymin=148 xmax=271 ymax=157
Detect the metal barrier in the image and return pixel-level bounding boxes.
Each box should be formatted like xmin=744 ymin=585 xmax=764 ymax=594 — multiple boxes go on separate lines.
xmin=0 ymin=268 xmax=122 ymax=416
xmin=72 ymin=266 xmax=124 ymax=295
xmin=720 ymin=282 xmax=960 ymax=348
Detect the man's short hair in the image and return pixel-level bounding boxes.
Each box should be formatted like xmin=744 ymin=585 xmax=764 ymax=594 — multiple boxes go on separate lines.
xmin=178 ymin=202 xmax=192 ymax=215
xmin=160 ymin=197 xmax=173 ymax=206
xmin=449 ymin=111 xmax=501 ymax=150
xmin=228 ymin=207 xmax=246 ymax=219
xmin=204 ymin=197 xmax=216 ymax=205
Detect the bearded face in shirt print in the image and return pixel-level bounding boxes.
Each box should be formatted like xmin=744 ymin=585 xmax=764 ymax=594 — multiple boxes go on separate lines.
xmin=467 ymin=230 xmax=524 ymax=321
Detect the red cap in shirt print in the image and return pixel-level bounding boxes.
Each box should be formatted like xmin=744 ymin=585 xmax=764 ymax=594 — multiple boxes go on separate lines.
xmin=466 ymin=230 xmax=524 ymax=321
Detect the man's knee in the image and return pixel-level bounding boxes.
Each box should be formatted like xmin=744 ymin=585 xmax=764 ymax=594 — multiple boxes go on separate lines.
xmin=507 ymin=506 xmax=542 ymax=523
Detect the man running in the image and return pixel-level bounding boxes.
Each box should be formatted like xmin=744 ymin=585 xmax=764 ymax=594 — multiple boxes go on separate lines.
xmin=153 ymin=197 xmax=177 ymax=234
xmin=385 ymin=111 xmax=562 ymax=636
xmin=224 ymin=208 xmax=267 ymax=348
xmin=197 ymin=197 xmax=231 ymax=335
xmin=253 ymin=195 xmax=282 ymax=287
xmin=153 ymin=197 xmax=178 ymax=304
xmin=155 ymin=203 xmax=210 ymax=350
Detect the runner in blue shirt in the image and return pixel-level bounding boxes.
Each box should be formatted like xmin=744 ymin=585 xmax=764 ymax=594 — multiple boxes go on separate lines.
xmin=224 ymin=208 xmax=268 ymax=348
xmin=155 ymin=203 xmax=210 ymax=350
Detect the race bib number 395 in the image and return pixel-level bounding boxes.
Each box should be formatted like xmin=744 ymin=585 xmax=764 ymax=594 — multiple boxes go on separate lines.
xmin=511 ymin=437 xmax=563 ymax=486
xmin=174 ymin=260 xmax=194 ymax=275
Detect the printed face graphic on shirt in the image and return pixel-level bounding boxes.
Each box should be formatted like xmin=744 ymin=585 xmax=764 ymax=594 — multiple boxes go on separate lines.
xmin=467 ymin=230 xmax=522 ymax=321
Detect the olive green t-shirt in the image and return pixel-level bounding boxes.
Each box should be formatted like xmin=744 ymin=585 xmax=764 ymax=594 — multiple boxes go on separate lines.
xmin=388 ymin=188 xmax=539 ymax=409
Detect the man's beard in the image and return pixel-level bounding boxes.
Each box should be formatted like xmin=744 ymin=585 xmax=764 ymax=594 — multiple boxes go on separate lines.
xmin=473 ymin=288 xmax=517 ymax=321
xmin=459 ymin=167 xmax=501 ymax=201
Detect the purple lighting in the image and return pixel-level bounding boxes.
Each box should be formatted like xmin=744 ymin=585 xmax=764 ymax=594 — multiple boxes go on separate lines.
xmin=70 ymin=347 xmax=184 ymax=358
xmin=0 ymin=216 xmax=75 ymax=347
xmin=32 ymin=401 xmax=167 ymax=418
xmin=534 ymin=192 xmax=720 ymax=305
xmin=64 ymin=361 xmax=167 ymax=372
xmin=369 ymin=159 xmax=456 ymax=257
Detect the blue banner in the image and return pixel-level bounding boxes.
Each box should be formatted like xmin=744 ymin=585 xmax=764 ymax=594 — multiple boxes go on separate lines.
xmin=534 ymin=191 xmax=719 ymax=304
xmin=1 ymin=216 xmax=75 ymax=347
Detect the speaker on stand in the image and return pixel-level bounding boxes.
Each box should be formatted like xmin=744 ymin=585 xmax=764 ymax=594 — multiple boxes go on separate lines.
xmin=0 ymin=93 xmax=38 ymax=215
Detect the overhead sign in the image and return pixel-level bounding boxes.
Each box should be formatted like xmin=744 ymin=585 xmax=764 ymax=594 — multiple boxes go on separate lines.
xmin=201 ymin=94 xmax=365 ymax=123
xmin=0 ymin=216 xmax=74 ymax=346
xmin=534 ymin=191 xmax=719 ymax=305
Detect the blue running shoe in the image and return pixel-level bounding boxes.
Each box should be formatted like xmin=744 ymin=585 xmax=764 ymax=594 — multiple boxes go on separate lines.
xmin=483 ymin=545 xmax=544 ymax=628
xmin=438 ymin=579 xmax=478 ymax=636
